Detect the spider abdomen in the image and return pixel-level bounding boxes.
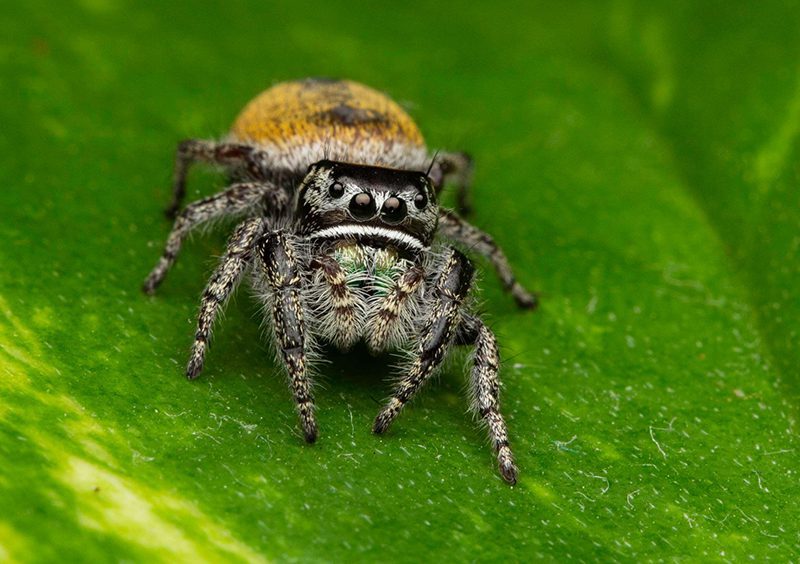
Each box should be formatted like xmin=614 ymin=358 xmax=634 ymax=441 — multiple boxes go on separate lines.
xmin=228 ymin=79 xmax=428 ymax=171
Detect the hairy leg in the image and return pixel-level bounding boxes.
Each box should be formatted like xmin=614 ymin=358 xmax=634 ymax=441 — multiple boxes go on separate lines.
xmin=455 ymin=314 xmax=518 ymax=485
xmin=309 ymin=255 xmax=360 ymax=349
xmin=186 ymin=217 xmax=265 ymax=379
xmin=366 ymin=262 xmax=425 ymax=353
xmin=259 ymin=232 xmax=318 ymax=443
xmin=437 ymin=209 xmax=537 ymax=309
xmin=166 ymin=139 xmax=269 ymax=218
xmin=143 ymin=181 xmax=285 ymax=294
xmin=373 ymin=249 xmax=473 ymax=434
xmin=431 ymin=151 xmax=474 ymax=215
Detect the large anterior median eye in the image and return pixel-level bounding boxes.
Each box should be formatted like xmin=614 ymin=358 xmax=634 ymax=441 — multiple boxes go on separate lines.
xmin=381 ymin=196 xmax=407 ymax=224
xmin=349 ymin=192 xmax=376 ymax=220
xmin=328 ymin=182 xmax=344 ymax=198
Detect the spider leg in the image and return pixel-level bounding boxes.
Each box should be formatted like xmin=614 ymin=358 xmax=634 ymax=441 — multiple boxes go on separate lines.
xmin=143 ymin=181 xmax=285 ymax=294
xmin=309 ymin=255 xmax=360 ymax=350
xmin=166 ymin=139 xmax=269 ymax=218
xmin=186 ymin=217 xmax=265 ymax=379
xmin=437 ymin=209 xmax=538 ymax=310
xmin=258 ymin=232 xmax=318 ymax=443
xmin=431 ymin=151 xmax=474 ymax=216
xmin=373 ymin=249 xmax=473 ymax=434
xmin=366 ymin=262 xmax=425 ymax=353
xmin=455 ymin=314 xmax=518 ymax=485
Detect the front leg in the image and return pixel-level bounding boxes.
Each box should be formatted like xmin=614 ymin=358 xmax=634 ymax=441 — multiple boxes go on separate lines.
xmin=258 ymin=232 xmax=318 ymax=443
xmin=456 ymin=315 xmax=518 ymax=484
xmin=373 ymin=249 xmax=474 ymax=434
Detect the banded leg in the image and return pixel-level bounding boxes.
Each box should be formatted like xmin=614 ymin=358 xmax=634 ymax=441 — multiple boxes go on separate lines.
xmin=366 ymin=263 xmax=425 ymax=353
xmin=373 ymin=249 xmax=474 ymax=434
xmin=259 ymin=232 xmax=317 ymax=443
xmin=166 ymin=139 xmax=268 ymax=218
xmin=456 ymin=314 xmax=518 ymax=484
xmin=437 ymin=209 xmax=538 ymax=310
xmin=143 ymin=181 xmax=282 ymax=294
xmin=186 ymin=217 xmax=265 ymax=379
xmin=309 ymin=255 xmax=359 ymax=349
xmin=431 ymin=151 xmax=474 ymax=215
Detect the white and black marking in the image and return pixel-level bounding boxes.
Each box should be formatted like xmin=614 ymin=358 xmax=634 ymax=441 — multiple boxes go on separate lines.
xmin=309 ymin=224 xmax=428 ymax=253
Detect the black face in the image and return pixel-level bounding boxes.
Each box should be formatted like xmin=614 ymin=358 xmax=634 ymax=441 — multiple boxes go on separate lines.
xmin=298 ymin=160 xmax=439 ymax=253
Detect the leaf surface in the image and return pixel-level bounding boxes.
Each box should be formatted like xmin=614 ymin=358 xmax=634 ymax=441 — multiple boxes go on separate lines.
xmin=1 ymin=1 xmax=798 ymax=560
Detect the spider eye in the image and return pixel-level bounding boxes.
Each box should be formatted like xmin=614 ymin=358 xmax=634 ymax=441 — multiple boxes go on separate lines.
xmin=381 ymin=196 xmax=407 ymax=224
xmin=414 ymin=192 xmax=428 ymax=209
xmin=349 ymin=192 xmax=376 ymax=220
xmin=328 ymin=182 xmax=344 ymax=198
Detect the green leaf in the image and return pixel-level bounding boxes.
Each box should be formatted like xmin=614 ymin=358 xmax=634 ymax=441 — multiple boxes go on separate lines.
xmin=1 ymin=1 xmax=798 ymax=560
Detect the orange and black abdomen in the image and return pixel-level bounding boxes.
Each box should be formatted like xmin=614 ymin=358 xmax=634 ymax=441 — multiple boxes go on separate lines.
xmin=230 ymin=78 xmax=426 ymax=152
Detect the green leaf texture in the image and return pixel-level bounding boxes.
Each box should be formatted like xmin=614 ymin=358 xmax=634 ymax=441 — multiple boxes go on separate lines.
xmin=1 ymin=1 xmax=798 ymax=561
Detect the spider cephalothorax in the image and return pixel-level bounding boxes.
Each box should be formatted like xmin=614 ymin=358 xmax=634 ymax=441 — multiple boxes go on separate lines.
xmin=143 ymin=78 xmax=536 ymax=484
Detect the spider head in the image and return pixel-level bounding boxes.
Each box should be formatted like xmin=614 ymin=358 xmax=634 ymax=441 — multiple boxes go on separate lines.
xmin=297 ymin=160 xmax=439 ymax=254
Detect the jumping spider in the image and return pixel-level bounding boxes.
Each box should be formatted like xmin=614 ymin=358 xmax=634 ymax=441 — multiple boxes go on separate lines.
xmin=143 ymin=78 xmax=536 ymax=484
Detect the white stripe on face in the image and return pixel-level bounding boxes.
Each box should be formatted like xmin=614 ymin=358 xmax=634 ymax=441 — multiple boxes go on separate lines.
xmin=309 ymin=224 xmax=427 ymax=252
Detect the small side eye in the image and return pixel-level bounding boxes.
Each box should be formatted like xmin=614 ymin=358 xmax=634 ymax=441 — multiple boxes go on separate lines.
xmin=329 ymin=182 xmax=344 ymax=198
xmin=414 ymin=192 xmax=427 ymax=209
